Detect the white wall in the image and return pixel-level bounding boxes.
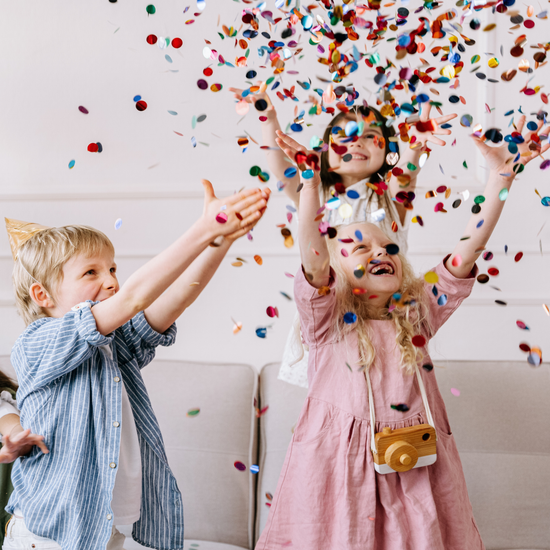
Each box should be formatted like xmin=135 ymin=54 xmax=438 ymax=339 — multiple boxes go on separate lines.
xmin=1 ymin=1 xmax=549 ymax=371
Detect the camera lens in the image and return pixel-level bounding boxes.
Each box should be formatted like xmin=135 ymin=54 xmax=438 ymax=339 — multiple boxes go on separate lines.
xmin=422 ymin=433 xmax=430 ymax=441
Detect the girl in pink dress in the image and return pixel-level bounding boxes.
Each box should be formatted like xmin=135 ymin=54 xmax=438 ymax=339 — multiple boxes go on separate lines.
xmin=255 ymin=115 xmax=549 ymax=550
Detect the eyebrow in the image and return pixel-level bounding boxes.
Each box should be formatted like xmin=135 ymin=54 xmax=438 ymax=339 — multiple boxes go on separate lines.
xmin=80 ymin=260 xmax=117 ymax=269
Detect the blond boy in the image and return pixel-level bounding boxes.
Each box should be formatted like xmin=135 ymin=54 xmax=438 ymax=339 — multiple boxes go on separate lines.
xmin=3 ymin=182 xmax=269 ymax=550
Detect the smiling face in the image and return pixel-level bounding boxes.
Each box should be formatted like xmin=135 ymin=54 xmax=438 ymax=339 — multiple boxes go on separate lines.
xmin=327 ymin=114 xmax=387 ymax=187
xmin=45 ymin=248 xmax=119 ymax=318
xmin=334 ymin=223 xmax=402 ymax=307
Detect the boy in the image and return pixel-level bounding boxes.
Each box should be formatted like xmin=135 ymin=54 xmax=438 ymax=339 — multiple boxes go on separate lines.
xmin=3 ymin=181 xmax=270 ymax=550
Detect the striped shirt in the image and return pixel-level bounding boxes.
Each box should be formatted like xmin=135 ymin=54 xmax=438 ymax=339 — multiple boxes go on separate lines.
xmin=8 ymin=301 xmax=184 ymax=550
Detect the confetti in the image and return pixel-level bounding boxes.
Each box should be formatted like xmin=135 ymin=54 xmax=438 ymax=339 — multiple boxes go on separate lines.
xmin=343 ymin=312 xmax=357 ymax=324
xmin=411 ymin=335 xmax=426 ymax=348
xmin=114 ymin=218 xmax=122 ymax=230
xmin=450 ymin=388 xmax=460 ymax=397
xmin=68 ymin=160 xmax=75 ymax=169
xmin=266 ymin=306 xmax=279 ymax=318
xmin=234 ymin=461 xmax=246 ymax=471
xmin=187 ymin=408 xmax=200 ymax=417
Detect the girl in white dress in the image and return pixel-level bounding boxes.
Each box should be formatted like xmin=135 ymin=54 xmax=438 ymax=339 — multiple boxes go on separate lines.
xmin=231 ymin=84 xmax=456 ymax=387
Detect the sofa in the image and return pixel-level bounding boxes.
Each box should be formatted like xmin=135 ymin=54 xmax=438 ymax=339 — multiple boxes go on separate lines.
xmin=0 ymin=357 xmax=548 ymax=549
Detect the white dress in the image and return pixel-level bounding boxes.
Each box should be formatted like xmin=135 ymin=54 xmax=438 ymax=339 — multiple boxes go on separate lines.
xmin=278 ymin=178 xmax=411 ymax=388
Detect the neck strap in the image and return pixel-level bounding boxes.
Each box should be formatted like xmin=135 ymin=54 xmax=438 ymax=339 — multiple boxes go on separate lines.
xmin=365 ymin=365 xmax=435 ymax=454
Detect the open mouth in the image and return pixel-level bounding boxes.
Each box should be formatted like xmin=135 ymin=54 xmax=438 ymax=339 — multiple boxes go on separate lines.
xmin=369 ymin=262 xmax=395 ymax=276
xmin=349 ymin=153 xmax=368 ymax=161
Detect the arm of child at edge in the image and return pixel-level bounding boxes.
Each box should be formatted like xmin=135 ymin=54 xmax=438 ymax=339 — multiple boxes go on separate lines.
xmin=90 ymin=181 xmax=268 ymax=336
xmin=0 ymin=414 xmax=49 ymax=462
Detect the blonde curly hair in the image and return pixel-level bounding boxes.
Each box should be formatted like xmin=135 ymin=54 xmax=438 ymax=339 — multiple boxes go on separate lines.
xmin=326 ymin=228 xmax=432 ymax=375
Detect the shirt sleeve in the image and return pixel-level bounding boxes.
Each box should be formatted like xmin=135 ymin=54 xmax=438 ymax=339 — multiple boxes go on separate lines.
xmin=114 ymin=311 xmax=177 ymax=370
xmin=294 ymin=266 xmax=338 ymax=348
xmin=424 ymin=256 xmax=478 ymax=339
xmin=12 ymin=300 xmax=113 ymax=392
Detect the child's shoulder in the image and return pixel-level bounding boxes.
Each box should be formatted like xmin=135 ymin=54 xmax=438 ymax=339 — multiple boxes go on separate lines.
xmin=14 ymin=316 xmax=59 ymax=349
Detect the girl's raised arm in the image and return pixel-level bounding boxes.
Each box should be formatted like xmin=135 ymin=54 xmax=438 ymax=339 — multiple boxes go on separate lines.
xmin=230 ymin=82 xmax=301 ymax=206
xmin=387 ymin=104 xmax=457 ymax=225
xmin=447 ymin=115 xmax=549 ymax=279
xmin=276 ymin=131 xmax=330 ymax=288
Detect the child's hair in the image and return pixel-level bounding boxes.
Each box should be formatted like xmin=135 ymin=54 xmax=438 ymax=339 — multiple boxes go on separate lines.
xmin=0 ymin=371 xmax=18 ymax=393
xmin=327 ymin=235 xmax=432 ymax=376
xmin=13 ymin=225 xmax=115 ymax=327
xmin=320 ymin=105 xmax=399 ymax=222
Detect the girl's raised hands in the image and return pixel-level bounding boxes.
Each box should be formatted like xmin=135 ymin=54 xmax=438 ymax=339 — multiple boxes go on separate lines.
xmin=407 ymin=103 xmax=457 ymax=147
xmin=229 ymin=81 xmax=275 ymax=114
xmin=470 ymin=114 xmax=550 ymax=174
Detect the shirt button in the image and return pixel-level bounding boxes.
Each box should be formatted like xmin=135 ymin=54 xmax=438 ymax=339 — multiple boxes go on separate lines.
xmin=113 ymin=421 xmax=120 ymax=428
xmin=114 ymin=376 xmax=120 ymax=383
xmin=110 ymin=462 xmax=117 ymax=469
xmin=107 ymin=514 xmax=112 ymax=520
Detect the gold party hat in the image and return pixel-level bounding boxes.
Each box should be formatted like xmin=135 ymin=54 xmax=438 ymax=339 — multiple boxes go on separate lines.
xmin=5 ymin=218 xmax=51 ymax=261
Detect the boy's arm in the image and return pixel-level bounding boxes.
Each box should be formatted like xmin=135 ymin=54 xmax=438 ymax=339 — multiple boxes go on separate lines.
xmin=447 ymin=116 xmax=549 ymax=279
xmin=91 ymin=182 xmax=268 ymax=336
xmin=276 ymin=132 xmax=330 ymax=288
xmin=230 ymin=83 xmax=301 ymax=206
xmin=387 ymin=105 xmax=457 ymax=225
xmin=144 ymin=189 xmax=271 ymax=334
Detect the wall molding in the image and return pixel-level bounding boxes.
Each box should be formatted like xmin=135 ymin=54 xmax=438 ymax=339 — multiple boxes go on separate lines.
xmin=0 ymin=244 xmax=545 ymax=261
xmin=0 ymin=297 xmax=548 ymax=309
xmin=0 ymin=180 xmax=489 ymax=202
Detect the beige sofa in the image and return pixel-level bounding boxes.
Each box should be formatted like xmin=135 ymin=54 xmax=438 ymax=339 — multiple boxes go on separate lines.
xmin=0 ymin=357 xmax=548 ymax=549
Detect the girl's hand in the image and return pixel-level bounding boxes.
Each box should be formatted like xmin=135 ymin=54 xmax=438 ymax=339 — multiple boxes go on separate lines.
xmin=471 ymin=115 xmax=550 ymax=175
xmin=407 ymin=103 xmax=457 ymax=147
xmin=229 ymin=81 xmax=275 ymax=115
xmin=275 ymin=130 xmax=321 ymax=190
xmin=224 ymin=188 xmax=272 ymax=243
xmin=201 ymin=180 xmax=269 ymax=239
xmin=0 ymin=428 xmax=49 ymax=463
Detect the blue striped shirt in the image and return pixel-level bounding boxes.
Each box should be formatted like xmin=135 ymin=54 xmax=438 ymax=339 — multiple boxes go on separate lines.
xmin=7 ymin=301 xmax=184 ymax=550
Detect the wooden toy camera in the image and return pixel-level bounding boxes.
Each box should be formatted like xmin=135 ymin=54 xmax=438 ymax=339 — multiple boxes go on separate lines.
xmin=372 ymin=424 xmax=437 ymax=475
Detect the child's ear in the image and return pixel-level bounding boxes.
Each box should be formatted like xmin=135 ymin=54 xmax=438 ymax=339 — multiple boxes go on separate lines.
xmin=29 ymin=283 xmax=54 ymax=308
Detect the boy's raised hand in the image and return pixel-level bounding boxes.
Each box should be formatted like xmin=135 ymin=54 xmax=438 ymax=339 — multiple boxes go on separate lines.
xmin=201 ymin=179 xmax=269 ymax=239
xmin=224 ymin=187 xmax=272 ymax=243
xmin=470 ymin=114 xmax=550 ymax=173
xmin=0 ymin=428 xmax=49 ymax=463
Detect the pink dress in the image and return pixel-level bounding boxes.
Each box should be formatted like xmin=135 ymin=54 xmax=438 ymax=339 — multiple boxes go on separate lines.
xmin=256 ymin=259 xmax=485 ymax=550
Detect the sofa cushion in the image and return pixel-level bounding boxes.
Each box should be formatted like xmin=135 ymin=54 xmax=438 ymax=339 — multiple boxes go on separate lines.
xmin=118 ymin=525 xmax=248 ymax=550
xmin=141 ymin=360 xmax=258 ymax=549
xmin=255 ymin=362 xmax=308 ymax=541
xmin=435 ymin=360 xmax=550 ymax=549
xmin=256 ymin=361 xmax=550 ymax=550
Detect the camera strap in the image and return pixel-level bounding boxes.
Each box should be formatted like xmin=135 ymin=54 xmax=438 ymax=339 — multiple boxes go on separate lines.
xmin=365 ymin=364 xmax=435 ymax=455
